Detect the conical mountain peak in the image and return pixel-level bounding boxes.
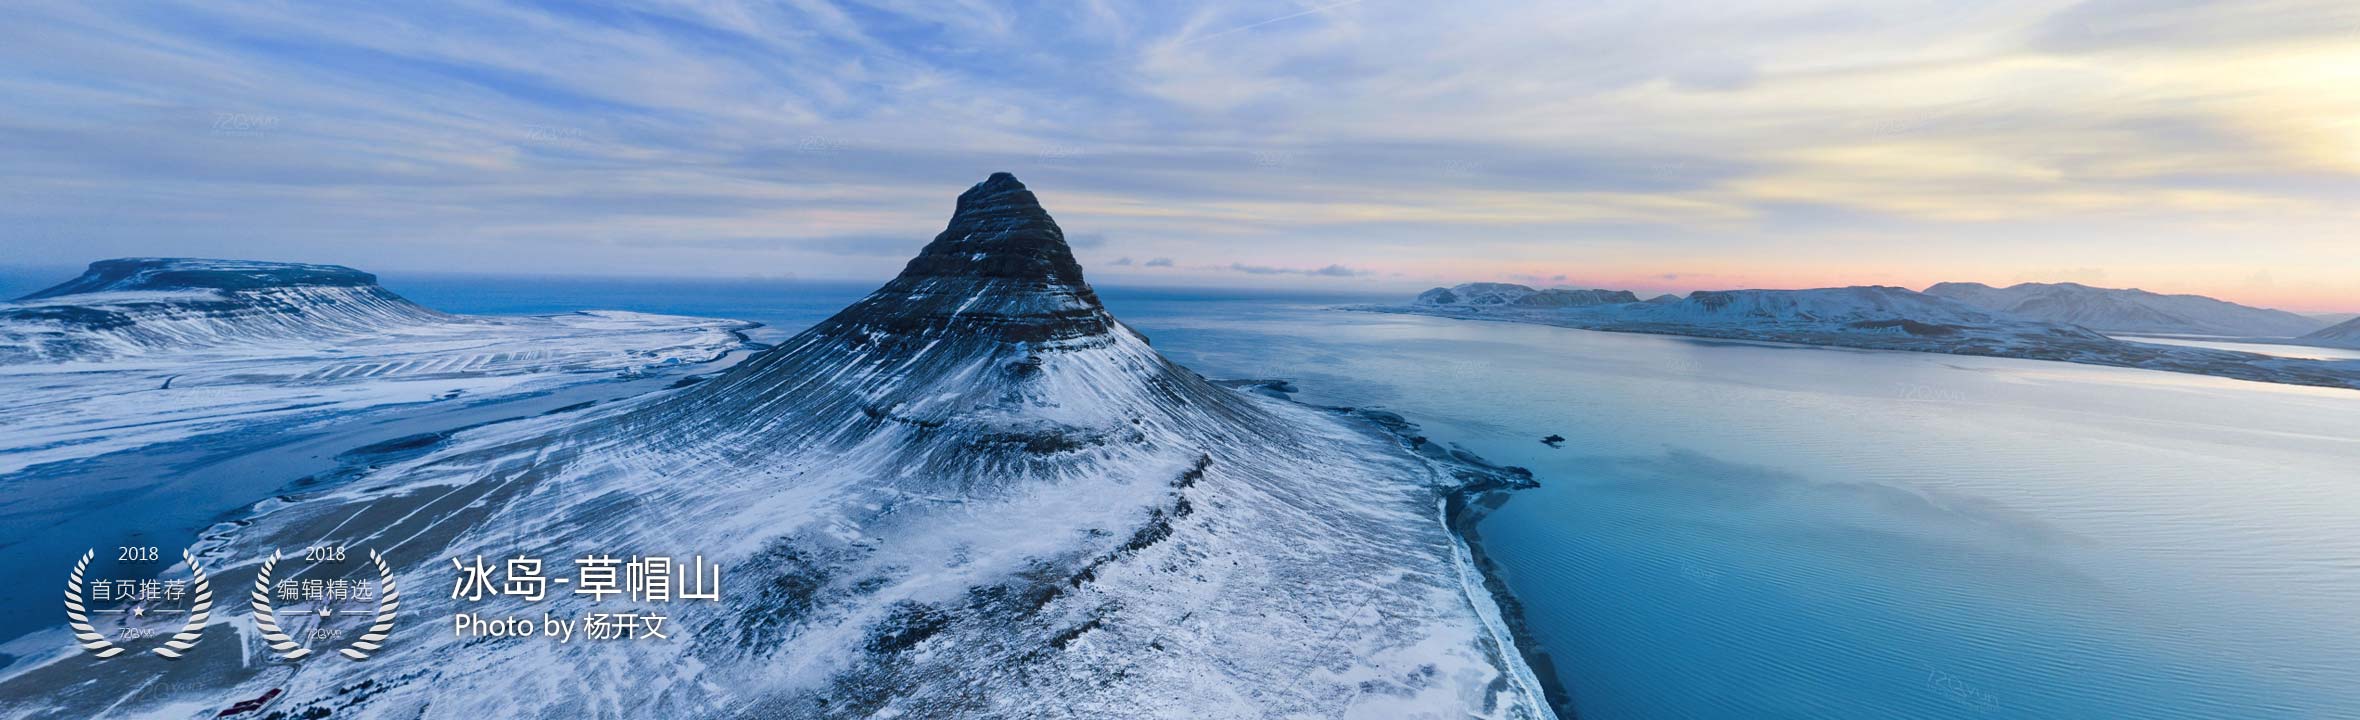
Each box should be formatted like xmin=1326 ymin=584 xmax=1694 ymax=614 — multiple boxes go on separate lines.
xmin=742 ymin=173 xmax=1116 ymax=358
xmin=895 ymin=172 xmax=1086 ymax=286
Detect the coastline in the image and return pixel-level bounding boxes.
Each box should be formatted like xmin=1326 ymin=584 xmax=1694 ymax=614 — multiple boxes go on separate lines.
xmin=1316 ymin=395 xmax=1576 ymax=719
xmin=1449 ymin=485 xmax=1579 ymax=718
xmin=1350 ymin=305 xmax=2360 ymax=393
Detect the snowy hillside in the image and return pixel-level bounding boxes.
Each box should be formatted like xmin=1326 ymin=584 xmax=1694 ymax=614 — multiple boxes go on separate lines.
xmin=0 ymin=175 xmax=1555 ymax=719
xmin=2297 ymin=316 xmax=2360 ymax=349
xmin=1924 ymin=281 xmax=2327 ymax=337
xmin=0 ymin=258 xmax=467 ymax=362
xmin=1601 ymin=286 xmax=2010 ymax=328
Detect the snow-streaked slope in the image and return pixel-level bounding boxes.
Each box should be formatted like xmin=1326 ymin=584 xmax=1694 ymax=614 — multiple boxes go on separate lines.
xmin=2297 ymin=316 xmax=2360 ymax=349
xmin=0 ymin=174 xmax=1553 ymax=719
xmin=0 ymin=259 xmax=754 ymax=475
xmin=1367 ymin=285 xmax=2360 ymax=391
xmin=1924 ymin=281 xmax=2327 ymax=337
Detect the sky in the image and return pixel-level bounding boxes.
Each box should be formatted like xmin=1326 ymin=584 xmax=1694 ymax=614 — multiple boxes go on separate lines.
xmin=0 ymin=1 xmax=2354 ymax=311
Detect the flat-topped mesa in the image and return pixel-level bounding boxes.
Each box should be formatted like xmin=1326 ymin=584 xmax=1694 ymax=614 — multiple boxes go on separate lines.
xmin=18 ymin=258 xmax=382 ymax=300
xmin=0 ymin=258 xmax=448 ymax=362
xmin=817 ymin=172 xmax=1116 ymax=346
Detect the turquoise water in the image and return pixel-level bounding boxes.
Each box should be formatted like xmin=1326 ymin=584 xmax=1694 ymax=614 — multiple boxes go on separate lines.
xmin=8 ymin=268 xmax=2356 ymax=718
xmin=1113 ymin=301 xmax=2360 ymax=720
xmin=401 ymin=277 xmax=2359 ymax=718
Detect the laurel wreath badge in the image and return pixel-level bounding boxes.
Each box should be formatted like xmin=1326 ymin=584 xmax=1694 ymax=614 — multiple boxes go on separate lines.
xmin=251 ymin=548 xmax=401 ymax=661
xmin=153 ymin=549 xmax=214 ymax=658
xmin=63 ymin=548 xmax=212 ymax=659
xmin=63 ymin=549 xmax=123 ymax=658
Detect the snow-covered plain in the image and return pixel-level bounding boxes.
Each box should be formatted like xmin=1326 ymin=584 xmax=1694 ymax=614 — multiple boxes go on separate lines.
xmin=0 ymin=177 xmax=1553 ymax=719
xmin=1368 ymin=283 xmax=2360 ymax=391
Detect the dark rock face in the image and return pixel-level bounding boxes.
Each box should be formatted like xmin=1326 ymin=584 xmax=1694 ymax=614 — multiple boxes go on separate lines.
xmin=895 ymin=173 xmax=1088 ymax=287
xmin=639 ymin=171 xmax=1221 ymax=454
xmin=800 ymin=173 xmax=1115 ymax=347
xmin=18 ymin=258 xmax=380 ymax=300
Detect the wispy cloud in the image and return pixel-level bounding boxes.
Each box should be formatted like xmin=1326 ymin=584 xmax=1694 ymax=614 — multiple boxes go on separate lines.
xmin=0 ymin=0 xmax=2354 ymax=308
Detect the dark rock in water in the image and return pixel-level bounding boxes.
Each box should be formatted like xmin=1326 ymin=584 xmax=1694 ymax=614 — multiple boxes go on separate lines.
xmin=1541 ymin=434 xmax=1565 ymax=446
xmin=1211 ymin=378 xmax=1298 ymax=399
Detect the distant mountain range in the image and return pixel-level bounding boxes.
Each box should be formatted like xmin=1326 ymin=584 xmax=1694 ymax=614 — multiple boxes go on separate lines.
xmin=1416 ymin=283 xmax=1638 ymax=307
xmin=1376 ymin=282 xmax=2360 ymax=391
xmin=1922 ymin=281 xmax=2329 ymax=338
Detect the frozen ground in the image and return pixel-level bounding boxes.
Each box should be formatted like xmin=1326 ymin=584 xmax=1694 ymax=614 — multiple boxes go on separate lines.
xmin=0 ymin=309 xmax=753 ymax=476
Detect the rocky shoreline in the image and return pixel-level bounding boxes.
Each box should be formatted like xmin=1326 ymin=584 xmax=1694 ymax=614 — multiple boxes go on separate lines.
xmin=1224 ymin=377 xmax=1573 ymax=718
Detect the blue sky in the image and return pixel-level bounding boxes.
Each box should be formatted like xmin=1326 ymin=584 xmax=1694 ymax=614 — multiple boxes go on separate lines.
xmin=1 ymin=1 xmax=2355 ymax=309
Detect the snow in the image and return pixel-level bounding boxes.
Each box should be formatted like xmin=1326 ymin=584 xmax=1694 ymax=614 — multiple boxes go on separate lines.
xmin=0 ymin=179 xmax=1555 ymax=719
xmin=0 ymin=284 xmax=753 ymax=475
xmin=2297 ymin=316 xmax=2360 ymax=349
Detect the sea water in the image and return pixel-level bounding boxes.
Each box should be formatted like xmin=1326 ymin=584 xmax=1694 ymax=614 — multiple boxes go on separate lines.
xmin=410 ymin=277 xmax=2360 ymax=718
xmin=7 ymin=271 xmax=2356 ymax=718
xmin=1103 ymin=295 xmax=2360 ymax=720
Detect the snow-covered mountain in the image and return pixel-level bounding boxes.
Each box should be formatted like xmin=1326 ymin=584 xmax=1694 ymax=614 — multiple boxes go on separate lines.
xmin=1 ymin=258 xmax=458 ymax=361
xmin=1606 ymin=286 xmax=2011 ymax=329
xmin=0 ymin=174 xmax=1554 ymax=719
xmin=1416 ymin=282 xmax=1639 ymax=308
xmin=1366 ymin=284 xmax=2360 ymax=391
xmin=2297 ymin=316 xmax=2360 ymax=349
xmin=1923 ymin=281 xmax=2327 ymax=337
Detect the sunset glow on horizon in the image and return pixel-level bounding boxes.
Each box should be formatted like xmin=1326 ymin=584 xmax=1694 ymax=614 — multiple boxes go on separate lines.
xmin=2 ymin=1 xmax=2354 ymax=311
